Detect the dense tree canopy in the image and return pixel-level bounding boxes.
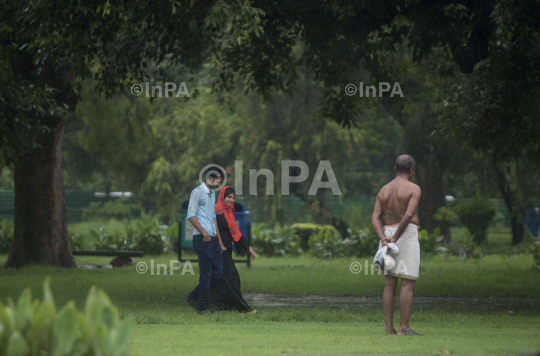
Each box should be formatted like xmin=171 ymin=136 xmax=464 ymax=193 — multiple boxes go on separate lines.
xmin=2 ymin=0 xmax=540 ymax=266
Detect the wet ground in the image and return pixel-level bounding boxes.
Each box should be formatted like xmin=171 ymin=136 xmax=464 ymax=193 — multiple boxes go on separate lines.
xmin=244 ymin=293 xmax=540 ymax=312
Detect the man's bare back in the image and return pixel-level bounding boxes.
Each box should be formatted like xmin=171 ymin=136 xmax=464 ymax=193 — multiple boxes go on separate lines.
xmin=378 ymin=177 xmax=420 ymax=226
xmin=371 ymin=155 xmax=421 ymax=244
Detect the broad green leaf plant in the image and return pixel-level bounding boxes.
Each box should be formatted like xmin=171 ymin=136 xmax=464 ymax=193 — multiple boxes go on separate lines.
xmin=0 ymin=278 xmax=133 ymax=356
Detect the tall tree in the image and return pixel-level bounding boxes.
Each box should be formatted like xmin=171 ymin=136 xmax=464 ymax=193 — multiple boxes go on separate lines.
xmin=1 ymin=0 xmax=258 ymax=266
xmin=441 ymin=0 xmax=540 ymax=244
xmin=216 ymin=0 xmax=540 ymax=240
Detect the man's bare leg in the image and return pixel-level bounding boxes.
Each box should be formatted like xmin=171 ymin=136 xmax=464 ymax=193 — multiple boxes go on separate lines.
xmin=383 ymin=275 xmax=398 ymax=335
xmin=397 ymin=278 xmax=416 ymax=335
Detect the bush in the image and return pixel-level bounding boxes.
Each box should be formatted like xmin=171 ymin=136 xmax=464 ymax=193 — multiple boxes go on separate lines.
xmin=445 ymin=234 xmax=483 ymax=259
xmin=90 ymin=228 xmax=132 ymax=251
xmin=69 ymin=232 xmax=85 ymax=250
xmin=0 ymin=278 xmax=133 ymax=356
xmin=309 ymin=226 xmax=380 ymax=259
xmin=289 ymin=223 xmax=336 ymax=249
xmin=251 ymin=223 xmax=380 ymax=258
xmin=434 ymin=207 xmax=458 ymax=241
xmin=0 ymin=218 xmax=14 ymax=254
xmin=82 ymin=198 xmax=142 ymax=221
xmin=357 ymin=228 xmax=382 ymax=257
xmin=308 ymin=225 xmax=343 ymax=258
xmin=251 ymin=225 xmax=303 ymax=257
xmin=130 ymin=221 xmax=168 ymax=255
xmin=164 ymin=223 xmax=179 ymax=253
xmin=418 ymin=228 xmax=446 ymax=255
xmin=455 ymin=197 xmax=497 ymax=245
xmin=90 ymin=221 xmax=170 ymax=255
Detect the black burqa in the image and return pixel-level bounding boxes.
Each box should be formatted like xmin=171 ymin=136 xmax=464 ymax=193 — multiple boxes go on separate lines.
xmin=209 ymin=186 xmax=253 ymax=312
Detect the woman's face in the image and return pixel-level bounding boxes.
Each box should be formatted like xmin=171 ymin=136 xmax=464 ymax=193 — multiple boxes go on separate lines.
xmin=224 ymin=193 xmax=235 ymax=206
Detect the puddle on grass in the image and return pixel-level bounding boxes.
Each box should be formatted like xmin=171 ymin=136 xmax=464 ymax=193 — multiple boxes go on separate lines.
xmin=243 ymin=293 xmax=540 ymax=311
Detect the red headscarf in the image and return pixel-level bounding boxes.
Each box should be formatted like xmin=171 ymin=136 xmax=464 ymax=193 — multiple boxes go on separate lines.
xmin=215 ymin=186 xmax=242 ymax=242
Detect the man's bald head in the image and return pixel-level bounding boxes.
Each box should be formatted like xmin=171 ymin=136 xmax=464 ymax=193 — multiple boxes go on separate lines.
xmin=395 ymin=155 xmax=415 ymax=174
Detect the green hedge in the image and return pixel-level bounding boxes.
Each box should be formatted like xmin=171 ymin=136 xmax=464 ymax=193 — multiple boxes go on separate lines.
xmin=251 ymin=223 xmax=381 ymax=258
xmin=455 ymin=197 xmax=497 ymax=245
xmin=89 ymin=221 xmax=178 ymax=255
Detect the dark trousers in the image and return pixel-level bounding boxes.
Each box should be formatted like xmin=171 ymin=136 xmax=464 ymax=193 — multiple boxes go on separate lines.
xmin=187 ymin=234 xmax=223 ymax=310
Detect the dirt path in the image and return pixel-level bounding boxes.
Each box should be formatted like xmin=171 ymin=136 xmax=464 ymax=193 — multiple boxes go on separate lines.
xmin=244 ymin=293 xmax=540 ymax=311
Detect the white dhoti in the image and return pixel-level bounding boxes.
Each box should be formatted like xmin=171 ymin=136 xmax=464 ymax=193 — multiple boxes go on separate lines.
xmin=378 ymin=223 xmax=420 ymax=280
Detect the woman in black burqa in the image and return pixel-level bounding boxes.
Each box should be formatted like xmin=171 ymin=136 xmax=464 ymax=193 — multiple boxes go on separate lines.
xmin=209 ymin=186 xmax=257 ymax=313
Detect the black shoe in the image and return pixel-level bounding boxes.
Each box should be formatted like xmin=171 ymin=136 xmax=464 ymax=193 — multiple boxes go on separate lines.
xmin=185 ymin=298 xmax=199 ymax=313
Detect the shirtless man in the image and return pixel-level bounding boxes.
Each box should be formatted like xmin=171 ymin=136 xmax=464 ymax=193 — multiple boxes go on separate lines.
xmin=371 ymin=155 xmax=422 ymax=336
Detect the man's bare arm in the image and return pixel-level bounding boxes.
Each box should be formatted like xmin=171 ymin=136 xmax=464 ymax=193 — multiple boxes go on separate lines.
xmin=188 ymin=217 xmax=210 ymax=241
xmin=371 ymin=194 xmax=388 ymax=246
xmin=389 ymin=186 xmax=421 ymax=242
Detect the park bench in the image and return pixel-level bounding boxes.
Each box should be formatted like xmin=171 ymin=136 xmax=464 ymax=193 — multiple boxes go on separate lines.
xmin=72 ymin=250 xmax=144 ymax=268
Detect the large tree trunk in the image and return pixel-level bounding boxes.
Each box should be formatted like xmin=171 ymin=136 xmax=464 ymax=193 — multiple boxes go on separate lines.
xmin=415 ymin=156 xmax=447 ymax=237
xmin=493 ymin=158 xmax=525 ymax=245
xmin=4 ymin=117 xmax=75 ymax=267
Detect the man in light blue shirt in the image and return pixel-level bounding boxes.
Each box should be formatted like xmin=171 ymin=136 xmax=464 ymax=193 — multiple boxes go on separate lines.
xmin=186 ymin=182 xmax=217 ymax=238
xmin=186 ymin=167 xmax=225 ymax=313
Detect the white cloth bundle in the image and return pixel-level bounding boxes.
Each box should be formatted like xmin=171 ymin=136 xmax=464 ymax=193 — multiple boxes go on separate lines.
xmin=373 ymin=243 xmax=399 ymax=271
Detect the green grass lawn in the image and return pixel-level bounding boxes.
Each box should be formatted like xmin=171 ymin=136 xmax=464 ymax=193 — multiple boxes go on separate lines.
xmin=1 ymin=254 xmax=539 ymax=303
xmin=1 ymin=276 xmax=539 ymax=356
xmin=2 ymin=247 xmax=540 ymax=355
xmin=130 ymin=312 xmax=540 ymax=356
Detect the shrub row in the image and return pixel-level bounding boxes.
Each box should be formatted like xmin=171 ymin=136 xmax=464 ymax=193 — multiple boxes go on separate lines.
xmin=251 ymin=223 xmax=381 ymax=258
xmin=0 ymin=219 xmax=178 ymax=256
xmin=82 ymin=222 xmax=178 ymax=255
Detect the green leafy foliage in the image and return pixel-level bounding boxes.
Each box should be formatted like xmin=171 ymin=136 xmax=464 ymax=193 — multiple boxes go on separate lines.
xmin=418 ymin=228 xmax=445 ymax=256
xmin=165 ymin=223 xmax=179 ymax=254
xmin=0 ymin=278 xmax=133 ymax=356
xmin=434 ymin=207 xmax=458 ymax=232
xmin=290 ymin=223 xmax=337 ymax=250
xmin=251 ymin=225 xmax=303 ymax=257
xmin=251 ymin=223 xmax=380 ymax=258
xmin=446 ymin=234 xmax=483 ymax=260
xmin=203 ymin=0 xmax=265 ymax=45
xmin=456 ymin=197 xmax=497 ymax=245
xmin=128 ymin=222 xmax=167 ymax=255
xmin=529 ymin=241 xmax=540 ymax=268
xmin=0 ymin=218 xmax=13 ymax=254
xmin=309 ymin=226 xmax=379 ymax=259
xmin=441 ymin=0 xmax=540 ymax=165
xmin=68 ymin=232 xmax=85 ymax=251
xmin=82 ymin=199 xmax=142 ymax=221
xmin=90 ymin=222 xmax=170 ymax=255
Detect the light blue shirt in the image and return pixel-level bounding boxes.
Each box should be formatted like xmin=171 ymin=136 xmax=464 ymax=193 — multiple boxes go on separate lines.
xmin=186 ymin=182 xmax=217 ymax=237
